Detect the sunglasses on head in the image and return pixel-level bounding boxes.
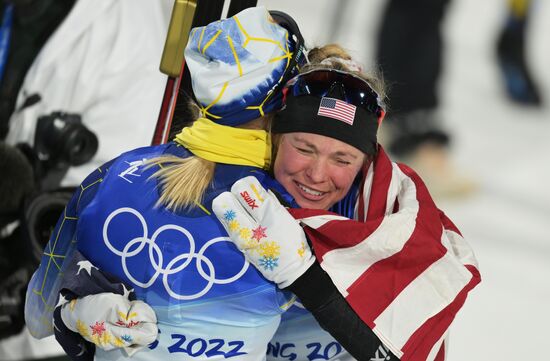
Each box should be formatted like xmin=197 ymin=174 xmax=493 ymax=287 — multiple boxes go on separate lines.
xmin=284 ymin=68 xmax=386 ymax=124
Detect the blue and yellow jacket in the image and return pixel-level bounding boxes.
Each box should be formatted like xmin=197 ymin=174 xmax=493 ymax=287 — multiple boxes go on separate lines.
xmin=26 ymin=142 xmax=295 ymax=361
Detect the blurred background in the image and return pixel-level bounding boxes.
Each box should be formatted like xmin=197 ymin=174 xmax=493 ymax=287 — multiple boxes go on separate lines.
xmin=1 ymin=0 xmax=549 ymax=360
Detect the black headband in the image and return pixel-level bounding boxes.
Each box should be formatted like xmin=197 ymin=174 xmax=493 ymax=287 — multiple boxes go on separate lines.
xmin=272 ymin=68 xmax=383 ymax=155
xmin=272 ymin=96 xmax=378 ymax=155
xmin=273 ymin=94 xmax=379 ymax=155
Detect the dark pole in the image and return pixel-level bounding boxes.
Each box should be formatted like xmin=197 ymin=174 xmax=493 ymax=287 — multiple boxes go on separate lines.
xmin=226 ymin=0 xmax=258 ymax=18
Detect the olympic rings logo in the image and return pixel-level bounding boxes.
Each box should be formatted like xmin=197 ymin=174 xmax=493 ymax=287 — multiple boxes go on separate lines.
xmin=102 ymin=207 xmax=249 ymax=300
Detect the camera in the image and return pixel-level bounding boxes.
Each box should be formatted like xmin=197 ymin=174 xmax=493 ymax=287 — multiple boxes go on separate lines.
xmin=0 ymin=111 xmax=98 ymax=339
xmin=33 ymin=111 xmax=98 ymax=189
xmin=23 ymin=111 xmax=98 ymax=263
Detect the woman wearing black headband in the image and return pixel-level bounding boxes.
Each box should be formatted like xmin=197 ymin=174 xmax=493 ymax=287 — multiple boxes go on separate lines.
xmin=214 ymin=44 xmax=479 ymax=361
xmin=213 ymin=44 xmax=398 ymax=361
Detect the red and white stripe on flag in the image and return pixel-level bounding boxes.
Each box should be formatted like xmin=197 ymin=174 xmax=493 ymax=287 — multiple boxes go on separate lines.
xmin=317 ymin=97 xmax=356 ymax=125
xmin=289 ymin=147 xmax=481 ymax=361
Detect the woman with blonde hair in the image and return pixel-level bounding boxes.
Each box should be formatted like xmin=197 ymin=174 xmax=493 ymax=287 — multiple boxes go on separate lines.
xmin=25 ymin=7 xmax=312 ymax=361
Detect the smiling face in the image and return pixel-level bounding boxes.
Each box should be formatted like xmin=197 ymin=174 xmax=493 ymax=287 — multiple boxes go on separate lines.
xmin=273 ymin=132 xmax=367 ymax=210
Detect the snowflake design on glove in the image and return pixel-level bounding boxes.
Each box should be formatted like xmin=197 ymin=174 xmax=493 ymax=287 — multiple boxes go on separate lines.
xmin=223 ymin=209 xmax=236 ymax=221
xmin=90 ymin=330 xmax=112 ymax=347
xmin=228 ymin=220 xmax=239 ymax=231
xmin=99 ymin=331 xmax=112 ymax=346
xmin=297 ymin=241 xmax=306 ymax=258
xmin=252 ymin=225 xmax=267 ymax=241
xmin=259 ymin=241 xmax=281 ymax=258
xmin=259 ymin=256 xmax=279 ymax=271
xmin=121 ymin=334 xmax=133 ymax=343
xmin=239 ymin=227 xmax=251 ymax=240
xmin=69 ymin=299 xmax=77 ymax=311
xmin=76 ymin=320 xmax=89 ymax=338
xmin=243 ymin=238 xmax=260 ymax=252
xmin=91 ymin=321 xmax=106 ymax=336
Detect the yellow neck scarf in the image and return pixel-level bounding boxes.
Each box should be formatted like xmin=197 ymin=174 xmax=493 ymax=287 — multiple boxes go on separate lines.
xmin=174 ymin=117 xmax=271 ymax=169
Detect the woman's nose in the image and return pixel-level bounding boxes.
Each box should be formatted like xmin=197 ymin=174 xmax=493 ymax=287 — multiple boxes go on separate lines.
xmin=305 ymin=159 xmax=328 ymax=183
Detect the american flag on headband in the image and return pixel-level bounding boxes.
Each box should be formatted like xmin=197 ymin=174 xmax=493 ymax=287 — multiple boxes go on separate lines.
xmin=289 ymin=147 xmax=481 ymax=361
xmin=317 ymin=97 xmax=356 ymax=125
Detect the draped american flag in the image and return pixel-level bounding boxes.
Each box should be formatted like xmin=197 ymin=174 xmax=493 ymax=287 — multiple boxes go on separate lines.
xmin=317 ymin=97 xmax=357 ymax=125
xmin=289 ymin=147 xmax=481 ymax=361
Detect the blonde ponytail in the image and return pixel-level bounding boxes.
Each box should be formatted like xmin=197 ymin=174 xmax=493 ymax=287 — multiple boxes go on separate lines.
xmin=147 ymin=155 xmax=215 ymax=212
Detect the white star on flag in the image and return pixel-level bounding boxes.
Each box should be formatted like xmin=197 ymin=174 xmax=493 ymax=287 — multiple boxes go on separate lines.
xmin=55 ymin=294 xmax=70 ymax=308
xmin=76 ymin=260 xmax=98 ymax=276
xmin=121 ymin=283 xmax=134 ymax=299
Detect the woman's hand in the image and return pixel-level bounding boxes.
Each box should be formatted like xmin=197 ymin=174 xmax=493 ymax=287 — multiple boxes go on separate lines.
xmin=212 ymin=176 xmax=315 ymax=288
xmin=59 ymin=292 xmax=157 ymax=356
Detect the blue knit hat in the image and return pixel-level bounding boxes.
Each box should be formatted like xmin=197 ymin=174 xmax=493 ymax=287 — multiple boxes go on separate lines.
xmin=184 ymin=7 xmax=303 ymax=126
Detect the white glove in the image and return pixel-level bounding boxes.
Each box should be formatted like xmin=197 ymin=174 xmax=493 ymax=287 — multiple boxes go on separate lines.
xmin=60 ymin=292 xmax=157 ymax=356
xmin=212 ymin=176 xmax=315 ymax=288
